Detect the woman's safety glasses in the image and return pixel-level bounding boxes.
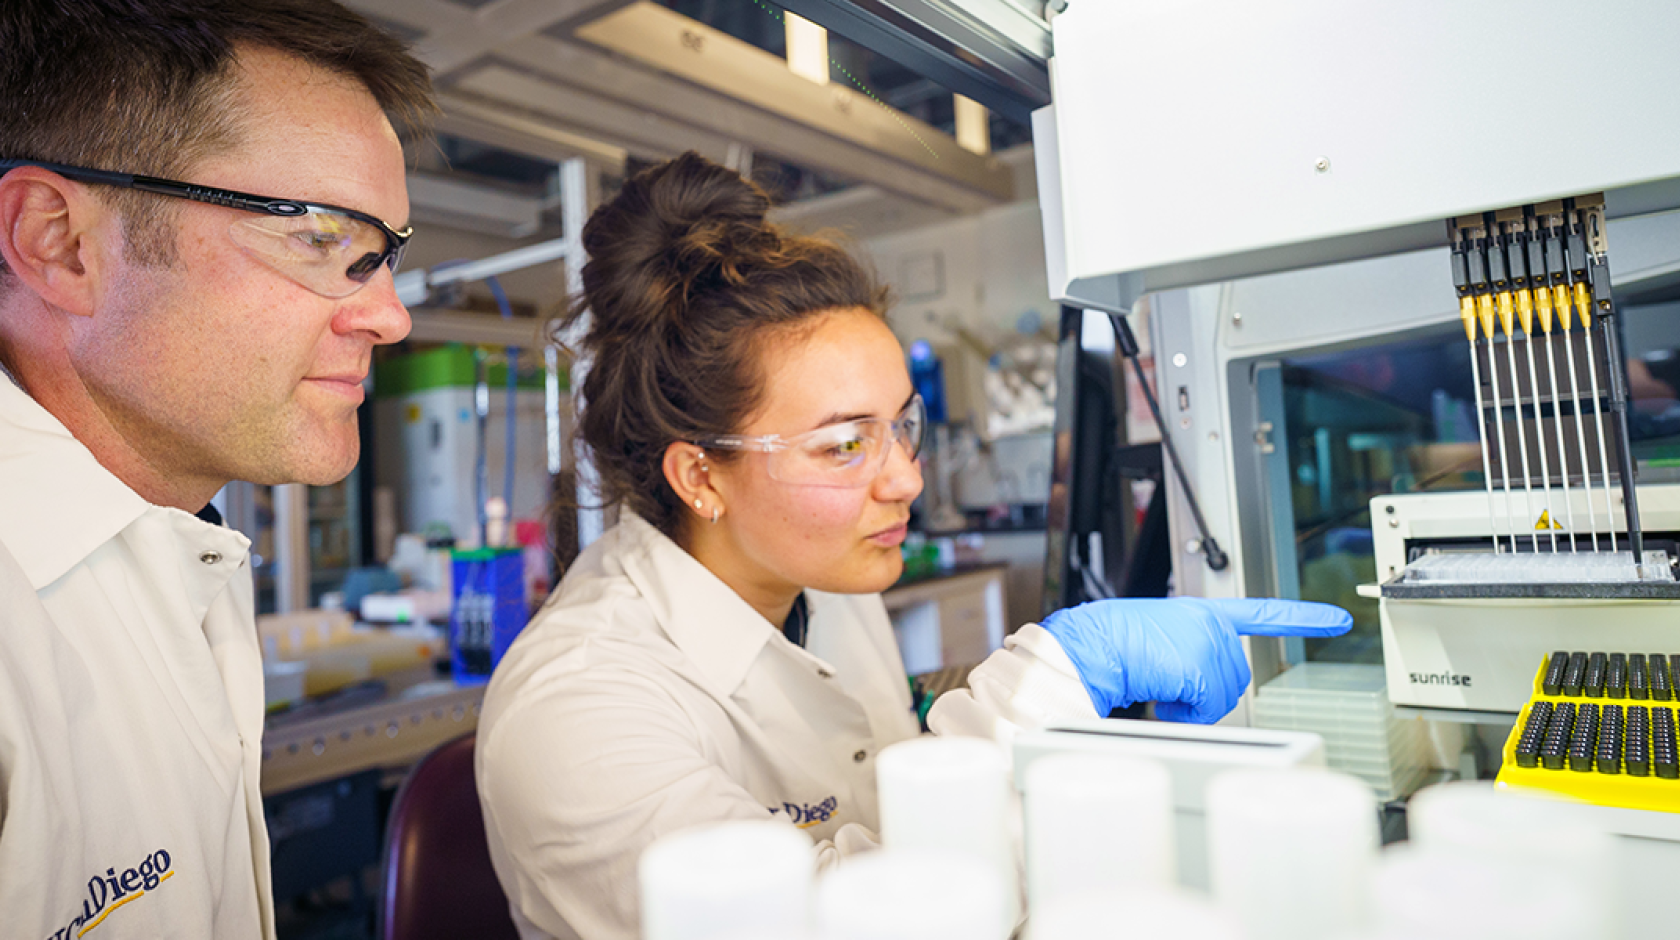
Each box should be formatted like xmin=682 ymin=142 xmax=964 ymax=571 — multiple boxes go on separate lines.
xmin=698 ymin=394 xmax=927 ymax=488
xmin=0 ymin=159 xmax=410 ymax=299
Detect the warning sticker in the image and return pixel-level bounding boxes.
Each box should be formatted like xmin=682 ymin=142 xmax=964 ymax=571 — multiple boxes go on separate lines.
xmin=1534 ymin=510 xmax=1564 ymax=531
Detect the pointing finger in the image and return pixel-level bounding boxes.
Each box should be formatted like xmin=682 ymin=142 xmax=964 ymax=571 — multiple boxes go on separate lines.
xmin=1200 ymin=598 xmax=1353 ymax=638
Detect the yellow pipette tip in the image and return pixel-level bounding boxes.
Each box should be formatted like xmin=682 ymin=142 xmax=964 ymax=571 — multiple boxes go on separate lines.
xmin=1515 ymin=289 xmax=1535 ymax=334
xmin=1555 ymin=285 xmax=1575 ymax=330
xmin=1535 ymin=286 xmax=1555 ymax=333
xmin=1459 ymin=296 xmax=1478 ymax=341
xmin=1477 ymin=294 xmax=1497 ymax=339
xmin=1496 ymin=292 xmax=1516 ymax=336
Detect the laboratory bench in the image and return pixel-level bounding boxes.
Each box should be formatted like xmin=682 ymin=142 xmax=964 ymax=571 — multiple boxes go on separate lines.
xmin=262 ymin=667 xmax=484 ymax=797
xmin=263 ymin=667 xmax=486 ymax=940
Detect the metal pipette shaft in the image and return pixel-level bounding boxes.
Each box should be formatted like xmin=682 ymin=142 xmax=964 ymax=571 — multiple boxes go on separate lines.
xmin=1502 ymin=316 xmax=1540 ymax=552
xmin=1480 ymin=299 xmax=1519 ymax=553
xmin=1538 ymin=317 xmax=1578 ymax=550
xmin=1525 ymin=214 xmax=1581 ymax=551
xmin=1518 ymin=312 xmax=1558 ymax=551
xmin=1558 ymin=305 xmax=1603 ymax=550
xmin=1577 ymin=296 xmax=1618 ymax=552
xmin=1462 ymin=304 xmax=1501 ymax=551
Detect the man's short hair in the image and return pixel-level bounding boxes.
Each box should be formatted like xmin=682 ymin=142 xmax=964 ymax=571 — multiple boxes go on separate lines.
xmin=0 ymin=0 xmax=435 ymax=275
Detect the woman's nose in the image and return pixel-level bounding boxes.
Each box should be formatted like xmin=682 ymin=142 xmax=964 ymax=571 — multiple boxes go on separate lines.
xmin=874 ymin=434 xmax=924 ymax=502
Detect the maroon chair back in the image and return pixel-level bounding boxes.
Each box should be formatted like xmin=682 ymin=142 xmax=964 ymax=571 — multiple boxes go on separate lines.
xmin=379 ymin=733 xmax=520 ymax=940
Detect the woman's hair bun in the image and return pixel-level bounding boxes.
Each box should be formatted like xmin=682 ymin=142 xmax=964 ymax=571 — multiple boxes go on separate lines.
xmin=577 ymin=151 xmax=779 ymax=339
xmin=556 ymin=151 xmax=887 ymax=539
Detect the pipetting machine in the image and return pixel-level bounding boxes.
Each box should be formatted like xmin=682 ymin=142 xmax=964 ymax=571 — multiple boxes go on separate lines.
xmin=1029 ymin=0 xmax=1680 ymax=828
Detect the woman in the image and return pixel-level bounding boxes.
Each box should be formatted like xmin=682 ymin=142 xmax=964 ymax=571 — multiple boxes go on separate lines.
xmin=476 ymin=153 xmax=1349 ymax=940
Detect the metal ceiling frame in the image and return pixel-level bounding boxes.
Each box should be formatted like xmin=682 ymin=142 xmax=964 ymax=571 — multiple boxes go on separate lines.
xmin=573 ymin=3 xmax=1011 ymax=203
xmin=773 ymin=0 xmax=1052 ymax=125
xmin=352 ymin=0 xmax=1019 ymax=214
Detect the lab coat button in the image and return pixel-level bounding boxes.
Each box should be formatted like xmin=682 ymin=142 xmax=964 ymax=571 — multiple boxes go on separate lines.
xmin=852 ymin=750 xmax=868 ymax=763
xmin=199 ymin=550 xmax=222 ymax=565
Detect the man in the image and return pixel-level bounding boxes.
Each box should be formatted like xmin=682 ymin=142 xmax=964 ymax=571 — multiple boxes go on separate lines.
xmin=0 ymin=2 xmax=433 ymax=936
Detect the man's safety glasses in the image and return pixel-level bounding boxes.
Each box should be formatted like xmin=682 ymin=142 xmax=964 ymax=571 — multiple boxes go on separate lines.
xmin=0 ymin=159 xmax=411 ymax=299
xmin=698 ymin=394 xmax=927 ymax=488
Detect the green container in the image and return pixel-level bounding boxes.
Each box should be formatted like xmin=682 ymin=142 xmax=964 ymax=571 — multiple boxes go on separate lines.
xmin=374 ymin=343 xmax=557 ymax=397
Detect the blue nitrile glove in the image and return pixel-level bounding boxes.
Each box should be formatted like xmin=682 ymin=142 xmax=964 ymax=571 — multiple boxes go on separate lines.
xmin=1041 ymin=598 xmax=1353 ymax=723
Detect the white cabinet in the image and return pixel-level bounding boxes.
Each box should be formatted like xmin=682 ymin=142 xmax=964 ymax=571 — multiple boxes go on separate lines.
xmin=883 ymin=566 xmax=1007 ymax=675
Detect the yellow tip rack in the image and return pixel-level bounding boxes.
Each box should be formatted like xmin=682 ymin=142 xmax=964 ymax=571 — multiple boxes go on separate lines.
xmin=1497 ymin=651 xmax=1680 ymax=813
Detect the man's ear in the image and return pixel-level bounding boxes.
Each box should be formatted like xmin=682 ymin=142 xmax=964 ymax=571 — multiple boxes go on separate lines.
xmin=0 ymin=167 xmax=106 ymax=316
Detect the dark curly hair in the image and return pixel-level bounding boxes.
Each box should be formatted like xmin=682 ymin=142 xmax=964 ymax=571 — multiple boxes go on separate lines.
xmin=557 ymin=151 xmax=890 ymax=538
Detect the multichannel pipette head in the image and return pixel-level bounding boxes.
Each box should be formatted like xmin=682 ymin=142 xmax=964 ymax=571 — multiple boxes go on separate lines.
xmin=1437 ymin=192 xmax=1645 ymax=567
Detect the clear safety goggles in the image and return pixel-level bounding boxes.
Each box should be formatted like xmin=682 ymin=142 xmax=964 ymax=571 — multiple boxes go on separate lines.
xmin=0 ymin=159 xmax=411 ymax=299
xmin=698 ymin=393 xmax=927 ymax=488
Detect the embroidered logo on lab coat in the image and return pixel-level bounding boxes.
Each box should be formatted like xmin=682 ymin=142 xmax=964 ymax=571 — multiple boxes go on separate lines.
xmin=46 ymin=848 xmax=174 ymax=939
xmin=770 ymin=796 xmax=840 ymax=829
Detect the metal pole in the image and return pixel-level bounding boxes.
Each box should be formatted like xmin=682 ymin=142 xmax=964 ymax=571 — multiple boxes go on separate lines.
xmin=559 ymin=157 xmax=606 ymax=551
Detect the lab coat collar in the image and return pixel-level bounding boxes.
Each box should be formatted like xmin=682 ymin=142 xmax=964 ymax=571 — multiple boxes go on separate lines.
xmin=614 ymin=512 xmax=787 ymax=696
xmin=0 ymin=375 xmax=153 ymax=589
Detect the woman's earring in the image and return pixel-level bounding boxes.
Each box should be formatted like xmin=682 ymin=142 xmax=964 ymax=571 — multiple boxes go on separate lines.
xmin=694 ymin=497 xmax=704 ymax=510
xmin=711 ymin=507 xmax=721 ymax=524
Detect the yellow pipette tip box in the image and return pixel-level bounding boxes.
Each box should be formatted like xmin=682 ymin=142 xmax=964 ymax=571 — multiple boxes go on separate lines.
xmin=1496 ymin=652 xmax=1680 ymax=813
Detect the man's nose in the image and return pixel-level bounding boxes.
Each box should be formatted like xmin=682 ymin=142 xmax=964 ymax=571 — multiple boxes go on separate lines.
xmin=333 ymin=269 xmax=411 ymax=345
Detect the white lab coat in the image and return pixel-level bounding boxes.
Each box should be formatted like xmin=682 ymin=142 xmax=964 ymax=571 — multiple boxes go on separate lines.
xmin=0 ymin=375 xmax=274 ymax=940
xmin=477 ymin=512 xmax=1096 ymax=940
